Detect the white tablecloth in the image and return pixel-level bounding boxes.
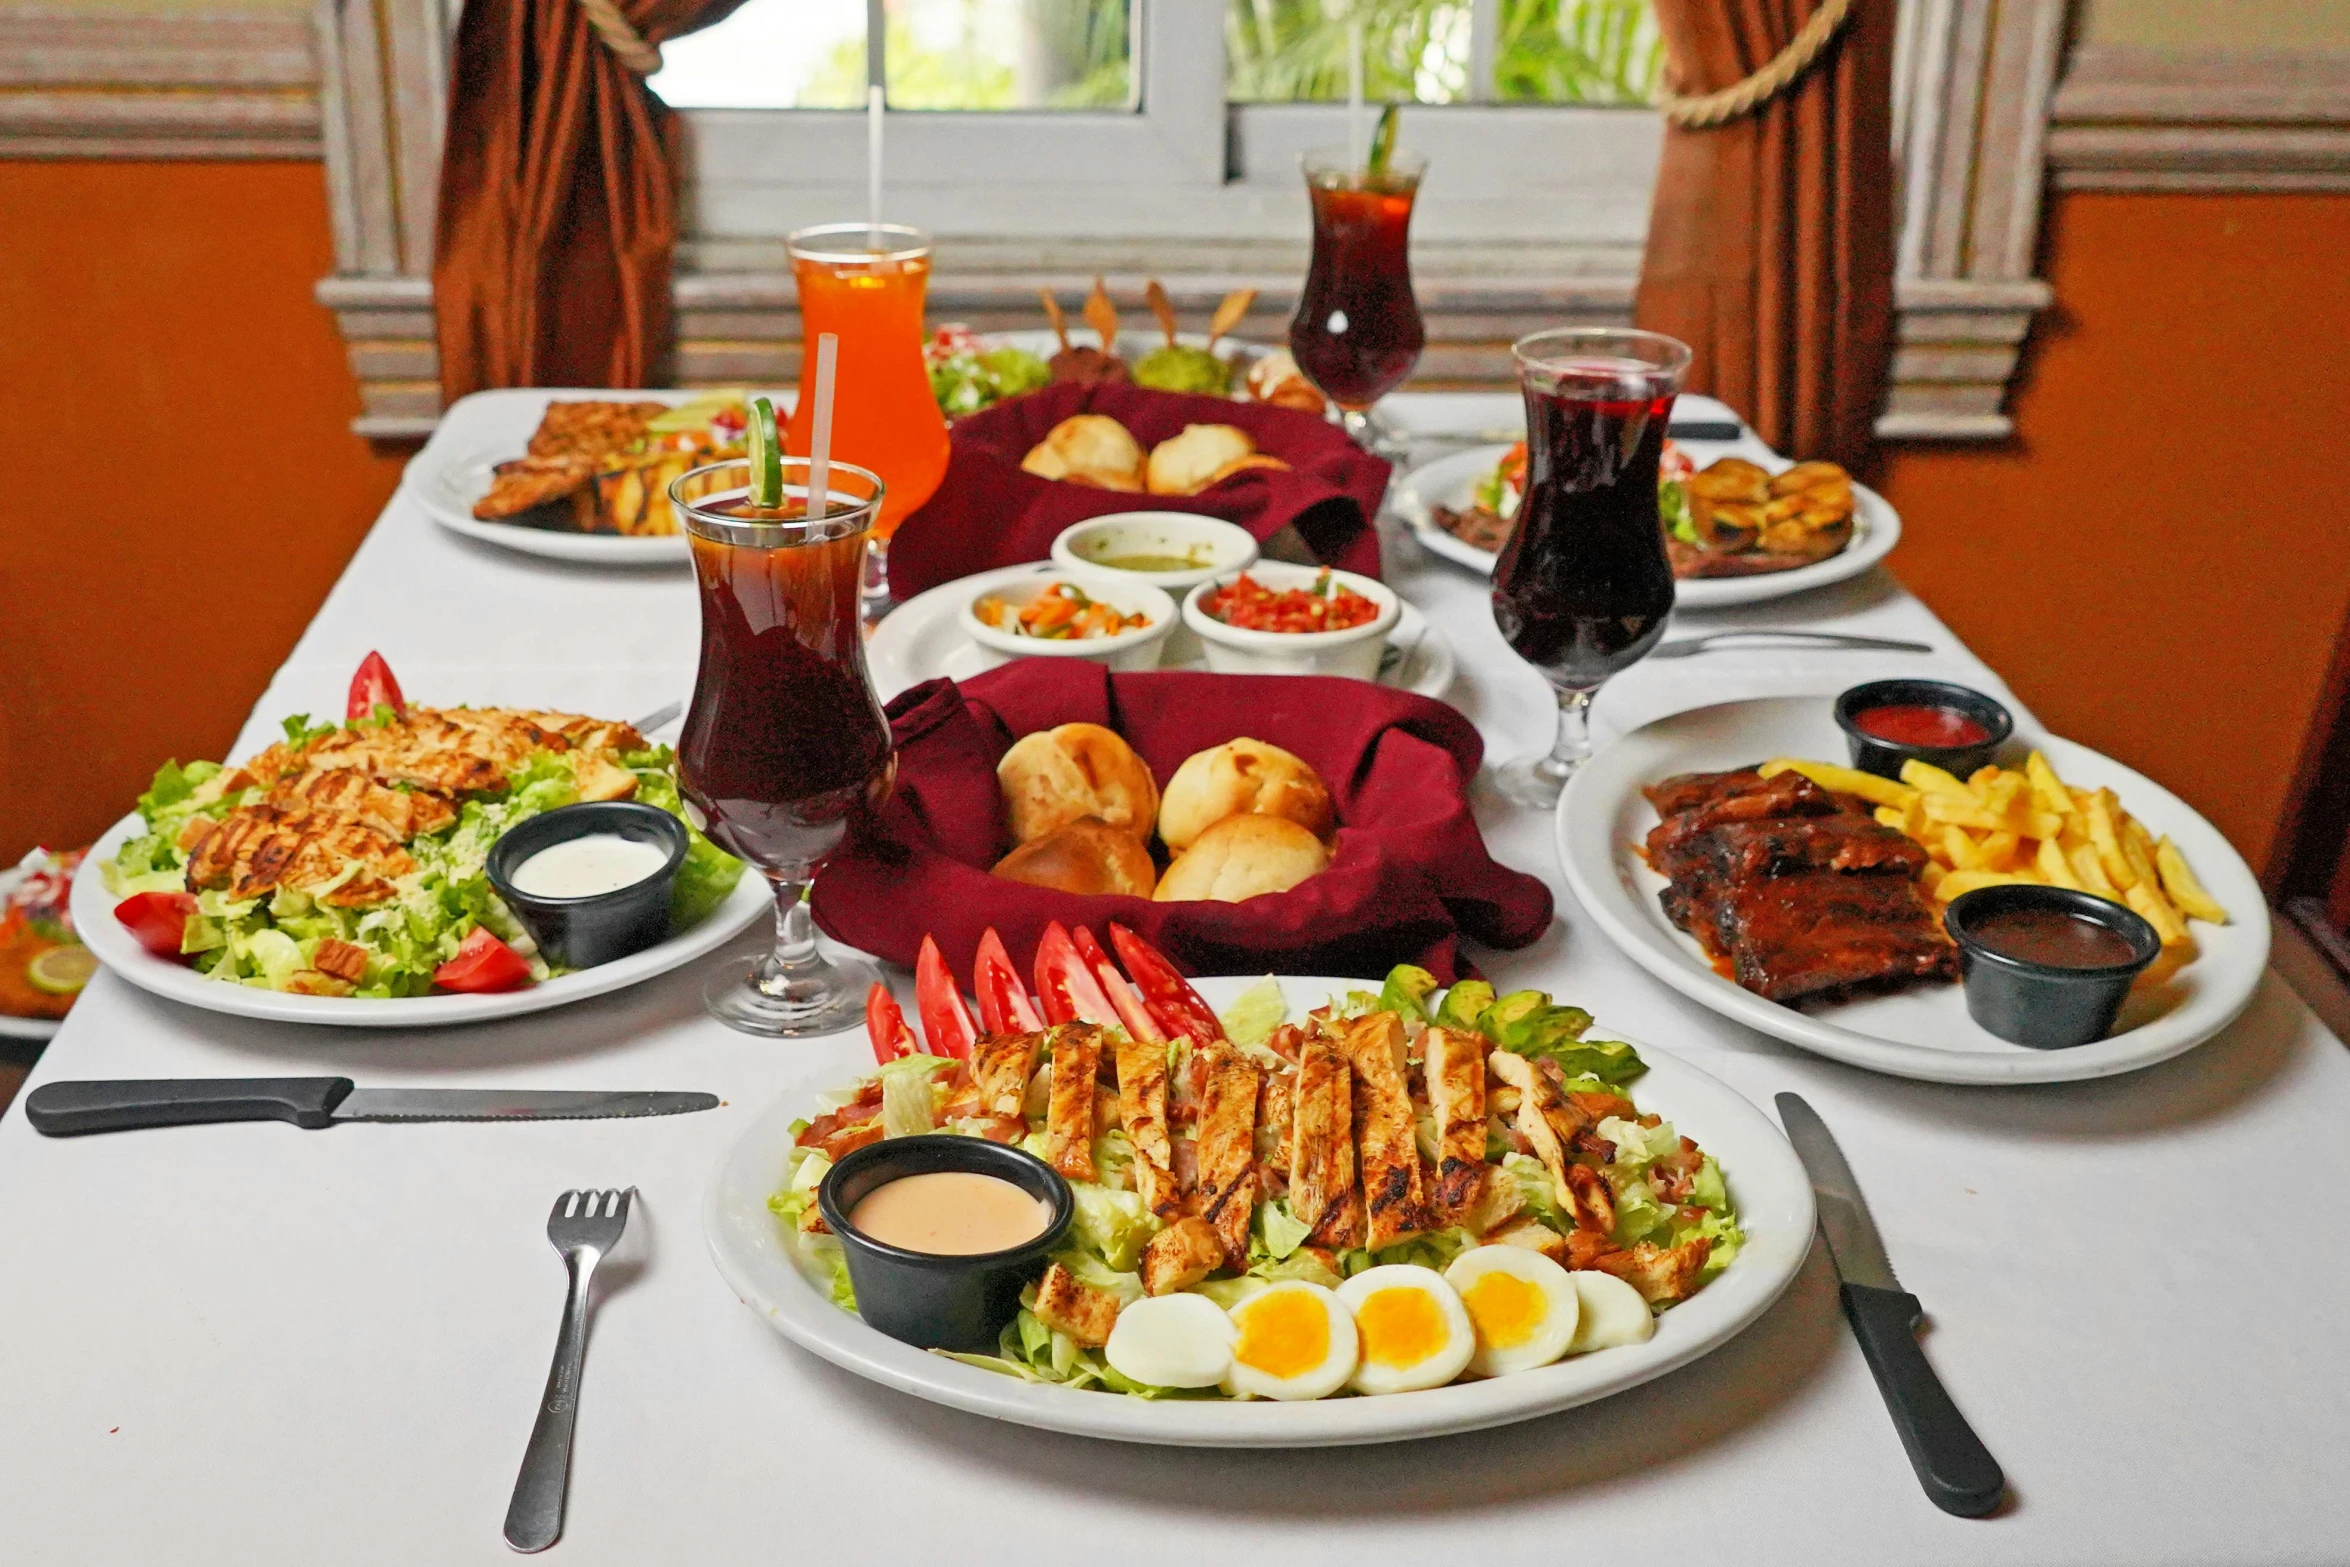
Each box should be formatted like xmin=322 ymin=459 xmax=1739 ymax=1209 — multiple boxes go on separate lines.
xmin=3 ymin=394 xmax=2343 ymax=1565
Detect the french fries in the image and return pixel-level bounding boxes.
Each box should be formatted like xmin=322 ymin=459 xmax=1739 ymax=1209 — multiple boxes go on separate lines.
xmin=1777 ymin=749 xmax=2228 ymax=981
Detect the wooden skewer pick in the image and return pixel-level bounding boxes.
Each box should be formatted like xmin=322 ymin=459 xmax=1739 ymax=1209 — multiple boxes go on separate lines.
xmin=1083 ymin=276 xmax=1119 ymax=353
xmin=1144 ymin=280 xmax=1179 ymax=349
xmin=1206 ymin=288 xmax=1257 ymax=349
xmin=1038 ymin=289 xmax=1070 ymax=353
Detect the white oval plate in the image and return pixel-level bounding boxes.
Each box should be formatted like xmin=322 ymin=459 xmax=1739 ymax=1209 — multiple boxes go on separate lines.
xmin=703 ymin=973 xmax=1813 ymax=1447
xmin=403 ymin=388 xmax=751 ymax=567
xmin=869 ymin=563 xmax=1456 ymax=703
xmin=69 ymin=811 xmax=769 ymax=1029
xmin=1392 ymin=445 xmax=1904 ymax=610
xmin=1556 ymin=697 xmax=2270 ymax=1084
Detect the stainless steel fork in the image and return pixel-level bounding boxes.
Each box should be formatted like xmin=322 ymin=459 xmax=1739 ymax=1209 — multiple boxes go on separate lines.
xmin=504 ymin=1188 xmax=633 ymax=1554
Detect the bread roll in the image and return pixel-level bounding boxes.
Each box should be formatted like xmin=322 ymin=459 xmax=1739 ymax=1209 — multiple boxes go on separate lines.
xmin=1153 ymin=814 xmax=1329 ymax=903
xmin=1156 ymin=738 xmax=1335 ymax=853
xmin=997 ymin=722 xmax=1161 ymax=845
xmin=1022 ymin=415 xmax=1145 ymax=491
xmin=992 ymin=817 xmax=1157 ymax=898
xmin=1146 ymin=424 xmax=1256 ymax=496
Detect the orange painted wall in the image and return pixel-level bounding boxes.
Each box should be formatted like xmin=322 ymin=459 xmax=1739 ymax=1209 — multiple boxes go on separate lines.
xmin=1878 ymin=192 xmax=2350 ymax=870
xmin=0 ymin=162 xmax=407 ymax=865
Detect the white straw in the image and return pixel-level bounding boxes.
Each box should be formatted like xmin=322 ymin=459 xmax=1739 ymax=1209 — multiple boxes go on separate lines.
xmin=866 ymin=84 xmax=884 ymax=245
xmin=1347 ymin=19 xmax=1365 ymax=170
xmin=807 ymin=333 xmax=838 ymax=522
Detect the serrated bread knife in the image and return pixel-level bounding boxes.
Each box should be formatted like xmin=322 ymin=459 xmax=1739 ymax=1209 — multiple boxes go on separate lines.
xmin=24 ymin=1078 xmax=718 ymax=1137
xmin=1777 ymin=1092 xmax=2007 ymax=1518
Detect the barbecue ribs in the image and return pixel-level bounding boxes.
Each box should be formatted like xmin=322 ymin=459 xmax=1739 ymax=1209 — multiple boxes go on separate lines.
xmin=1643 ymin=768 xmax=1956 ymax=1003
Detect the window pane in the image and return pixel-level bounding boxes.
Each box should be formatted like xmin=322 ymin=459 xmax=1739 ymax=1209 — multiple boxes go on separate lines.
xmin=1226 ymin=0 xmax=1475 ymax=104
xmin=650 ymin=0 xmax=868 ymax=109
xmin=887 ymin=0 xmax=1134 ymax=110
xmin=1493 ymin=0 xmax=1659 ymax=105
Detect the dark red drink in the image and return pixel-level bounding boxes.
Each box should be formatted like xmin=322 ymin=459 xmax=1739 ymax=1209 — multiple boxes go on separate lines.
xmin=1289 ymin=153 xmax=1426 ymax=413
xmin=1492 ymin=368 xmax=1678 ymax=688
xmin=679 ymin=522 xmax=894 ymax=872
xmin=1489 ymin=330 xmax=1691 ymax=809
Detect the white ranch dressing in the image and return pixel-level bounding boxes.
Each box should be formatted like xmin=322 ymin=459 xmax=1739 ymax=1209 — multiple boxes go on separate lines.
xmin=509 ymin=833 xmax=668 ymax=899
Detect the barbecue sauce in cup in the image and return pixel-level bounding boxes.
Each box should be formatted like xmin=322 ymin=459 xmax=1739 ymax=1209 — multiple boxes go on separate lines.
xmin=1851 ymin=704 xmax=1992 ymax=750
xmin=1968 ymin=906 xmax=2140 ymax=969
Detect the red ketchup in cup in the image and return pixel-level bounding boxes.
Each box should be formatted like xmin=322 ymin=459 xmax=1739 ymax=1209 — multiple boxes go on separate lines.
xmin=1851 ymin=704 xmax=1992 ymax=750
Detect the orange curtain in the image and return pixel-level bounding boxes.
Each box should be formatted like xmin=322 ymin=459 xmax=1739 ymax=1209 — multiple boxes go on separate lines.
xmin=1633 ymin=0 xmax=1895 ymax=469
xmin=433 ymin=0 xmax=751 ymax=402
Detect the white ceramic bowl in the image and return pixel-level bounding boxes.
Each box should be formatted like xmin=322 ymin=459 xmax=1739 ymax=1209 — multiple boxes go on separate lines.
xmin=1181 ymin=562 xmax=1401 ymax=681
xmin=1052 ymin=514 xmax=1260 ymax=663
xmin=958 ymin=569 xmax=1178 ymax=673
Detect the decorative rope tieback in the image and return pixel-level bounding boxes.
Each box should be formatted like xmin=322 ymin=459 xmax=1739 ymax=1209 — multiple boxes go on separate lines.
xmin=575 ymin=0 xmax=662 ymax=75
xmin=1654 ymin=0 xmax=1855 ymax=128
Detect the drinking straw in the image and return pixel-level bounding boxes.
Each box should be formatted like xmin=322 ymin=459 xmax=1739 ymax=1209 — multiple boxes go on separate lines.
xmin=1347 ymin=18 xmax=1365 ymax=170
xmin=866 ymin=84 xmax=884 ymax=245
xmin=807 ymin=332 xmax=839 ymax=522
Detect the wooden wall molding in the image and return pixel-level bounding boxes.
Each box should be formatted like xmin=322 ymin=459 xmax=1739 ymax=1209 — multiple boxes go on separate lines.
xmin=2048 ymin=46 xmax=2350 ymax=192
xmin=0 ymin=9 xmax=321 ymax=158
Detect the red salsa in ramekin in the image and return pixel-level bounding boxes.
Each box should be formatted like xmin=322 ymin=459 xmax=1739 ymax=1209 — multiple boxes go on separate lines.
xmin=1200 ymin=571 xmax=1381 ymax=634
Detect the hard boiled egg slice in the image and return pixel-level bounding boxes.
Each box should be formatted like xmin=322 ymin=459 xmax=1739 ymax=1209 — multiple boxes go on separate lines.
xmin=1336 ymin=1265 xmax=1477 ymax=1394
xmin=1221 ymin=1280 xmax=1358 ymax=1401
xmin=1104 ymin=1292 xmax=1236 ymax=1390
xmin=1566 ymin=1270 xmax=1656 ymax=1353
xmin=1444 ymin=1244 xmax=1581 ymax=1377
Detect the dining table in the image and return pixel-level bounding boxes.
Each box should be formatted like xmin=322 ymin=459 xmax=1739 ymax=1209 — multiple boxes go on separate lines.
xmin=2 ymin=390 xmax=2343 ymax=1567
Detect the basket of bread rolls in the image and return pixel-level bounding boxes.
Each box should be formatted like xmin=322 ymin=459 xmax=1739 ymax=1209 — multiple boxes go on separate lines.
xmin=993 ymin=725 xmax=1337 ymax=904
xmin=809 ymin=661 xmax=1555 ymax=984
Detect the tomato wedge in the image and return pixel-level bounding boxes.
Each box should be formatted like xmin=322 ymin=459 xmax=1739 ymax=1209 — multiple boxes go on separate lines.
xmin=1107 ymin=923 xmax=1225 ymax=1043
xmin=913 ymin=934 xmax=978 ymax=1059
xmin=432 ymin=926 xmax=531 ymax=993
xmin=114 ymin=890 xmax=197 ymax=961
xmin=972 ymin=928 xmax=1045 ymax=1034
xmin=865 ymin=983 xmax=916 ymax=1064
xmin=347 ymin=651 xmax=406 ymax=721
xmin=1033 ymin=921 xmax=1120 ymax=1028
xmin=1071 ymin=925 xmax=1163 ymax=1043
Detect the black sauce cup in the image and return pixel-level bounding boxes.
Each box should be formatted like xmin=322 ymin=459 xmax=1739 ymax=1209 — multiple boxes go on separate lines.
xmin=1835 ymin=679 xmax=2015 ymax=782
xmin=1945 ymin=884 xmax=2162 ymax=1049
xmin=819 ymin=1136 xmax=1075 ymax=1353
xmin=486 ymin=801 xmax=687 ymax=970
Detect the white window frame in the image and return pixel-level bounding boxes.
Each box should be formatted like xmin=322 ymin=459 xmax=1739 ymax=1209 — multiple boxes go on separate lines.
xmin=678 ymin=0 xmax=1661 ymax=247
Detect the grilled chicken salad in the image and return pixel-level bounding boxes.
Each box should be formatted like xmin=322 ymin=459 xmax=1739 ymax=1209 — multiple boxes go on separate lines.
xmin=100 ymin=656 xmax=741 ymax=997
xmin=777 ymin=927 xmax=1743 ymax=1400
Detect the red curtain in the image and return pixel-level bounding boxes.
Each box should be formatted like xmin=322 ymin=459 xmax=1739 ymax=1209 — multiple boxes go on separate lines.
xmin=1634 ymin=0 xmax=1896 ymax=469
xmin=433 ymin=0 xmax=752 ymax=401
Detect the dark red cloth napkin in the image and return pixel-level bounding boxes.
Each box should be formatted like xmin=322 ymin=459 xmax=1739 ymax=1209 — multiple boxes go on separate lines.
xmin=885 ymin=382 xmax=1391 ymax=602
xmin=811 ymin=661 xmax=1553 ymax=986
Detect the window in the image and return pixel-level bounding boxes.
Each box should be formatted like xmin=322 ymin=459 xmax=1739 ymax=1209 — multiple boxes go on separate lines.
xmin=659 ymin=0 xmax=1661 ymax=248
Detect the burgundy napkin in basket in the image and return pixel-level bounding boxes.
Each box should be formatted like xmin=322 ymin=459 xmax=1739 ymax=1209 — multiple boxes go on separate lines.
xmin=811 ymin=661 xmax=1553 ymax=986
xmin=885 ymin=382 xmax=1391 ymax=602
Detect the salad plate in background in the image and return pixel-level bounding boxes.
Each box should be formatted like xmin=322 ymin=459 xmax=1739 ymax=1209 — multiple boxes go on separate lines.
xmin=703 ymin=967 xmax=1814 ymax=1447
xmin=1391 ymin=442 xmax=1904 ymax=611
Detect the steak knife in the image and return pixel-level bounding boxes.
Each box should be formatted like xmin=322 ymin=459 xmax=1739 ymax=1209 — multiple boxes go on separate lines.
xmin=24 ymin=1078 xmax=718 ymax=1137
xmin=1777 ymin=1093 xmax=2006 ymax=1517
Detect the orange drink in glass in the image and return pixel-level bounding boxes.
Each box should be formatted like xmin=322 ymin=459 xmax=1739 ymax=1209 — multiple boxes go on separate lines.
xmin=784 ymin=223 xmax=951 ymax=557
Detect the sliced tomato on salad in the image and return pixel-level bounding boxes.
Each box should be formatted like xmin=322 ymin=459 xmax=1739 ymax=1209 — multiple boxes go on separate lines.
xmin=1108 ymin=923 xmax=1225 ymax=1044
xmin=865 ymin=983 xmax=916 ymax=1064
xmin=972 ymin=928 xmax=1045 ymax=1034
xmin=431 ymin=926 xmax=531 ymax=993
xmin=114 ymin=890 xmax=197 ymax=961
xmin=1071 ymin=925 xmax=1163 ymax=1043
xmin=346 ymin=651 xmax=406 ymax=721
xmin=913 ymin=934 xmax=979 ymax=1058
xmin=1033 ymin=921 xmax=1120 ymax=1028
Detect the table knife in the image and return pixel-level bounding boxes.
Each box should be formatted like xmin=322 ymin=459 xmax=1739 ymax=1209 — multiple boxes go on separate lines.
xmin=1777 ymin=1092 xmax=2006 ymax=1517
xmin=24 ymin=1078 xmax=719 ymax=1137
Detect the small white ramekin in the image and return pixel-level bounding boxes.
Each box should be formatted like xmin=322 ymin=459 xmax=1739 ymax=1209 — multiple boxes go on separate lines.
xmin=1051 ymin=513 xmax=1261 ymax=665
xmin=959 ymin=570 xmax=1178 ymax=673
xmin=1181 ymin=562 xmax=1401 ymax=682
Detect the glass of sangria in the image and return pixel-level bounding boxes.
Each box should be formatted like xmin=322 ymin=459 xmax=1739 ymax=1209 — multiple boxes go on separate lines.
xmin=1288 ymin=147 xmax=1427 ymax=451
xmin=785 ymin=223 xmax=952 ymax=615
xmin=669 ymin=454 xmax=898 ymax=1036
xmin=1490 ymin=327 xmax=1692 ymax=809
